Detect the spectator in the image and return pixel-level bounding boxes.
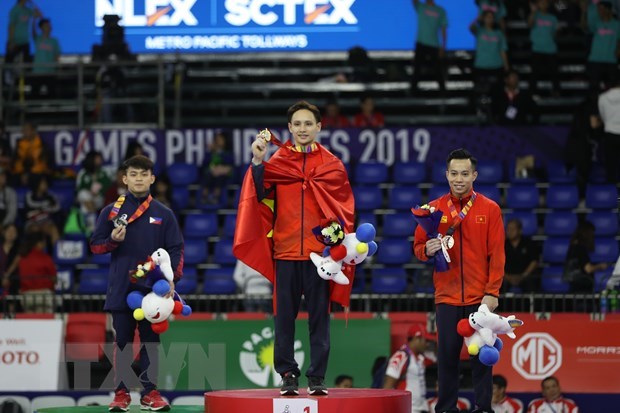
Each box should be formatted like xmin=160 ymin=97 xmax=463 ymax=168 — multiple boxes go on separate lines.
xmin=383 ymin=324 xmax=436 ymax=413
xmin=564 ymin=220 xmax=609 ymax=292
xmin=471 ymin=11 xmax=510 ymax=96
xmin=504 ymin=218 xmax=540 ymax=293
xmin=492 ymin=374 xmax=524 ymax=413
xmin=347 ymin=46 xmax=377 ymax=83
xmin=5 ymin=0 xmax=40 ymax=67
xmin=492 ymin=70 xmax=537 ymax=125
xmin=31 ymin=17 xmax=61 ymax=98
xmin=76 ymin=151 xmax=111 ymax=233
xmin=201 ymin=131 xmax=233 ymax=205
xmin=0 ymin=121 xmax=14 ymax=172
xmin=1 ymin=224 xmax=22 ymax=303
xmin=104 ymin=167 xmax=128 ymax=206
xmin=334 ymin=375 xmax=354 ymax=388
xmin=0 ymin=168 xmax=18 ymax=228
xmin=587 ymin=1 xmax=620 ymax=92
xmin=151 ymin=173 xmax=173 ymax=209
xmin=12 ymin=121 xmax=51 ymax=186
xmin=233 ymin=259 xmax=272 ymax=313
xmin=322 ymin=99 xmax=350 ymax=129
xmin=427 ymin=381 xmax=472 ymax=412
xmin=410 ymin=0 xmax=448 ymax=94
xmin=597 ymin=75 xmax=620 ymax=183
xmin=527 ymin=376 xmax=579 ymax=413
xmin=124 ymin=141 xmax=144 ymax=161
xmin=24 ymin=175 xmax=61 ymax=245
xmin=476 ymin=0 xmax=507 ymax=32
xmin=18 ymin=231 xmax=56 ymax=313
xmin=352 ymin=96 xmax=385 ymax=128
xmin=528 ymin=0 xmax=560 ymax=95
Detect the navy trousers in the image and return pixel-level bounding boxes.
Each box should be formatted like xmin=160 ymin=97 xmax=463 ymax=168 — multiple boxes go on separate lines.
xmin=435 ymin=304 xmax=493 ymax=413
xmin=274 ymin=260 xmax=330 ymax=379
xmin=111 ymin=310 xmax=160 ymax=394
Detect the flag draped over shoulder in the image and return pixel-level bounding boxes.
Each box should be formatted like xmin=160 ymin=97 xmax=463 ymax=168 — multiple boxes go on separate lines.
xmin=233 ymin=143 xmax=355 ymax=308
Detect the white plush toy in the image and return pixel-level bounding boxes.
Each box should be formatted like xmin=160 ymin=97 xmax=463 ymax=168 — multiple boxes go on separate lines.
xmin=457 ymin=304 xmax=524 ymax=366
xmin=133 ymin=248 xmax=174 ymax=283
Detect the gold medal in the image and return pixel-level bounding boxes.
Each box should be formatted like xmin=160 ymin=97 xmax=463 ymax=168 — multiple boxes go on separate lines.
xmin=258 ymin=128 xmax=271 ymax=142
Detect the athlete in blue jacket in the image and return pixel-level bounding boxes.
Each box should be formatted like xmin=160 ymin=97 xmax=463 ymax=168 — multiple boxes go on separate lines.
xmin=90 ymin=155 xmax=184 ymax=412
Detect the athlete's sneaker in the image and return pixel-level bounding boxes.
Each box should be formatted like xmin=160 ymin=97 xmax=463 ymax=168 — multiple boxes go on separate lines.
xmin=280 ymin=371 xmax=299 ymax=396
xmin=108 ymin=389 xmax=131 ymax=412
xmin=307 ymin=376 xmax=328 ymax=396
xmin=140 ymin=389 xmax=170 ymax=411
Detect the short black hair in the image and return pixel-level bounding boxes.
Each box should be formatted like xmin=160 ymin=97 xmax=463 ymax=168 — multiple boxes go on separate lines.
xmin=334 ymin=375 xmax=353 ymax=386
xmin=507 ymin=218 xmax=523 ymax=230
xmin=446 ymin=148 xmax=478 ymax=170
xmin=542 ymin=376 xmax=559 ymax=388
xmin=122 ymin=155 xmax=154 ymax=173
xmin=287 ymin=100 xmax=321 ymax=123
xmin=493 ymin=374 xmax=507 ymax=388
xmin=38 ymin=18 xmax=50 ymax=29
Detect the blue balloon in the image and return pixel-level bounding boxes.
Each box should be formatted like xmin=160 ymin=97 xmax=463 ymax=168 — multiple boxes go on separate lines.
xmin=367 ymin=241 xmax=378 ymax=257
xmin=323 ymin=247 xmax=331 ymax=257
xmin=479 ymin=346 xmax=500 ymax=366
xmin=356 ymin=223 xmax=376 ymax=243
xmin=182 ymin=305 xmax=192 ymax=316
xmin=153 ymin=279 xmax=170 ymax=296
xmin=493 ymin=337 xmax=504 ymax=351
xmin=127 ymin=291 xmax=144 ymax=309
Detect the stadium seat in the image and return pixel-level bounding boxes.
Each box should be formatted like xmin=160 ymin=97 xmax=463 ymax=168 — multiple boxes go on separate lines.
xmin=476 ymin=185 xmax=502 ymax=205
xmin=55 ymin=268 xmax=74 ymax=293
xmin=183 ymin=239 xmax=208 ymax=265
xmin=375 ymin=238 xmax=413 ymax=265
xmin=172 ymin=187 xmax=191 ymax=210
xmin=353 ymin=186 xmax=383 ymax=210
xmin=412 ymin=267 xmax=435 ymax=293
xmin=546 ymin=160 xmax=576 ymax=183
xmin=357 ymin=212 xmax=377 ymax=228
xmin=427 ymin=185 xmax=449 ymax=203
xmin=587 ymin=211 xmax=619 ymax=236
xmin=167 ymin=163 xmax=199 ymax=186
xmin=213 ymin=238 xmax=236 ymax=265
xmin=590 ymin=238 xmax=619 ymax=263
xmin=594 ymin=268 xmax=613 ymax=293
xmin=507 ymin=159 xmax=538 ymax=184
xmin=195 ymin=189 xmax=228 ymax=211
xmin=476 ymin=160 xmax=504 ymax=184
xmin=351 ymin=266 xmax=366 ymax=294
xmin=503 ymin=211 xmax=538 ymax=237
xmin=355 ymin=162 xmax=388 ymax=185
xmin=31 ymin=396 xmax=76 ymax=412
xmin=543 ymin=212 xmax=578 ymax=236
xmin=393 ymin=161 xmax=426 ymax=184
xmin=54 ymin=239 xmax=87 ymax=266
xmin=203 ymin=267 xmax=237 ymax=294
xmin=383 ymin=212 xmax=417 ymax=237
xmin=175 ymin=267 xmax=198 ymax=294
xmin=545 ymin=185 xmax=579 ymax=209
xmin=431 ymin=161 xmax=447 ymax=183
xmin=542 ymin=238 xmax=570 ymax=264
xmin=78 ymin=268 xmax=109 ymax=294
xmin=65 ymin=313 xmax=107 ymax=360
xmin=15 ymin=186 xmax=28 ymax=209
xmin=371 ymin=267 xmax=408 ymax=294
xmin=589 ymin=164 xmax=607 ymax=183
xmin=388 ymin=186 xmax=422 ymax=210
xmin=505 ymin=185 xmax=539 ymax=209
xmin=541 ymin=266 xmax=570 ymax=293
xmin=585 ymin=184 xmax=618 ymax=209
xmin=184 ymin=213 xmax=219 ymax=238
xmin=90 ymin=252 xmax=111 ymax=265
xmin=49 ymin=185 xmax=76 ymax=210
xmin=223 ymin=214 xmax=237 ymax=238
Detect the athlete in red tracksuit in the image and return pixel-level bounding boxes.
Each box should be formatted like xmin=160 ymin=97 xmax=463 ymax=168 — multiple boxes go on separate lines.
xmin=413 ymin=148 xmax=505 ymax=413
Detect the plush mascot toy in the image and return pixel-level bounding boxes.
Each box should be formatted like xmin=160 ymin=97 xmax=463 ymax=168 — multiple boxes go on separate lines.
xmin=126 ymin=248 xmax=192 ymax=334
xmin=456 ymin=304 xmax=524 ymax=366
xmin=309 ymin=222 xmax=378 ymax=285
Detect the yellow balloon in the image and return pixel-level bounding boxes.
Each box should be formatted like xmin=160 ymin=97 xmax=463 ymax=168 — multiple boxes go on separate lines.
xmin=356 ymin=243 xmax=368 ymax=254
xmin=134 ymin=308 xmax=145 ymax=321
xmin=468 ymin=344 xmax=479 ymax=356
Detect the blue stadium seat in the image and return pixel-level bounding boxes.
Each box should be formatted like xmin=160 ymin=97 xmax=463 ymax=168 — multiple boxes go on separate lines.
xmin=353 ymin=186 xmax=383 ymax=210
xmin=183 ymin=239 xmax=208 ymax=265
xmin=213 ymin=239 xmax=236 ymax=265
xmin=476 ymin=185 xmax=502 ymax=205
xmin=195 ymin=189 xmax=228 ymax=211
xmin=590 ymin=238 xmax=619 ymax=263
xmin=223 ymin=214 xmax=237 ymax=238
xmin=54 ymin=239 xmax=87 ymax=266
xmin=476 ymin=160 xmax=504 ymax=184
xmin=504 ymin=212 xmax=538 ymax=237
xmin=393 ymin=162 xmax=426 ymax=184
xmin=90 ymin=252 xmax=112 ymax=266
xmin=594 ymin=268 xmax=613 ymax=293
xmin=184 ymin=213 xmax=218 ymax=238
xmin=354 ymin=162 xmax=388 ymax=185
xmin=546 ymin=160 xmax=576 ymax=183
xmin=167 ymin=163 xmax=199 ymax=186
xmin=587 ymin=211 xmax=619 ymax=236
xmin=175 ymin=267 xmax=198 ymax=294
xmin=427 ymin=186 xmax=449 ymax=203
xmin=371 ymin=267 xmax=408 ymax=294
xmin=383 ymin=212 xmax=417 ymax=237
xmin=351 ymin=266 xmax=366 ymax=294
xmin=49 ymin=186 xmax=76 ymax=210
xmin=589 ymin=164 xmax=607 ymax=183
xmin=543 ymin=212 xmax=578 ymax=236
xmin=375 ymin=238 xmax=413 ymax=265
xmin=505 ymin=185 xmax=539 ymax=209
xmin=172 ymin=187 xmax=191 ymax=210
xmin=431 ymin=161 xmax=446 ymax=183
xmin=203 ymin=267 xmax=237 ymax=294
xmin=15 ymin=186 xmax=28 ymax=209
xmin=585 ymin=184 xmax=618 ymax=209
xmin=357 ymin=212 xmax=377 ymax=228
xmin=545 ymin=185 xmax=579 ymax=209
xmin=78 ymin=268 xmax=109 ymax=294
xmin=388 ymin=186 xmax=422 ymax=210
xmin=542 ymin=237 xmax=570 ymax=264
xmin=412 ymin=267 xmax=435 ymax=293
xmin=541 ymin=266 xmax=570 ymax=293
xmin=55 ymin=268 xmax=74 ymax=293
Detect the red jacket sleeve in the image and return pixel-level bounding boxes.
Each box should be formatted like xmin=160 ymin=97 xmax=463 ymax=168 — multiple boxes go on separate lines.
xmin=485 ymin=202 xmax=505 ymax=296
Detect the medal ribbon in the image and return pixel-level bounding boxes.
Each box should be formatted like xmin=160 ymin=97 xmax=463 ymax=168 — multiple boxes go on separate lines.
xmin=445 ymin=191 xmax=477 ymax=236
xmin=108 ymin=194 xmax=153 ymax=224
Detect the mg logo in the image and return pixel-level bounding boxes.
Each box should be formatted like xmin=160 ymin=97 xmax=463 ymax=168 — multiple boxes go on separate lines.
xmin=512 ymin=332 xmax=562 ymax=380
